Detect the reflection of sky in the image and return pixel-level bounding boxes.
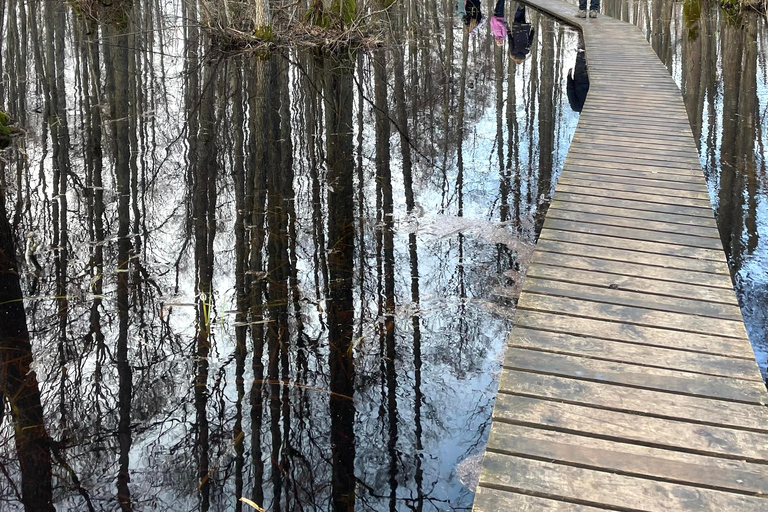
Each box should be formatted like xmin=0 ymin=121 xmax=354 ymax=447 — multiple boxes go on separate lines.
xmin=2 ymin=8 xmax=583 ymax=512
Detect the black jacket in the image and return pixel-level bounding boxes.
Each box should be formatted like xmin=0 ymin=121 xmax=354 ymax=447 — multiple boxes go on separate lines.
xmin=509 ymin=21 xmax=534 ymax=59
xmin=567 ymin=51 xmax=590 ymax=112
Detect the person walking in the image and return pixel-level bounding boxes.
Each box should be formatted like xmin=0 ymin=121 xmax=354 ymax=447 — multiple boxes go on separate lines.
xmin=576 ymin=0 xmax=599 ymax=18
xmin=509 ymin=6 xmax=535 ymax=64
xmin=490 ymin=0 xmax=508 ymax=47
xmin=567 ymin=48 xmax=590 ymax=112
xmin=463 ymin=0 xmax=483 ymax=31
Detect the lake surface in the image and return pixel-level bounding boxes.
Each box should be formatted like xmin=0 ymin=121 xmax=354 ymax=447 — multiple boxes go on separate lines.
xmin=0 ymin=2 xmax=581 ymax=510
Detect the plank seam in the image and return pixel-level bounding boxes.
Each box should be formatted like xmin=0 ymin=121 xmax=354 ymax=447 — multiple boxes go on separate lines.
xmin=512 ymin=321 xmax=753 ymax=360
xmin=490 ymin=417 xmax=768 ymax=465
xmin=494 ymin=389 xmax=768 ymax=435
xmin=482 ymin=447 xmax=768 ymax=498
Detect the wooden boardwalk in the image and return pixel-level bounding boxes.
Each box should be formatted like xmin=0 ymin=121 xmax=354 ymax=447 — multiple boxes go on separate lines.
xmin=473 ymin=2 xmax=768 ymax=510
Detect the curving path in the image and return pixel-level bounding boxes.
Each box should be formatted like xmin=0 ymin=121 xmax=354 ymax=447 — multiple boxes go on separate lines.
xmin=473 ymin=2 xmax=768 ymax=510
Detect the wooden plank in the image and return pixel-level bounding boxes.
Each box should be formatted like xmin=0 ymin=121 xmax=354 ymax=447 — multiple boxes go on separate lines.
xmin=473 ymin=487 xmax=610 ymax=512
xmin=517 ymin=294 xmax=748 ymax=339
xmin=553 ymin=190 xmax=716 ymax=218
xmin=575 ymin=126 xmax=695 ymax=143
xmin=510 ymin=328 xmax=758 ymax=379
xmin=577 ymin=110 xmax=692 ymax=126
xmin=499 ymin=370 xmax=768 ymax=431
xmin=526 ymin=263 xmax=739 ymax=305
xmin=492 ymin=394 xmax=768 ymax=462
xmin=579 ymin=107 xmax=691 ymax=124
xmin=560 ymin=168 xmax=710 ymax=192
xmin=522 ymin=275 xmax=740 ymax=319
xmin=479 ymin=452 xmax=768 ymax=511
xmin=542 ymin=217 xmax=723 ymax=251
xmin=503 ymin=347 xmax=766 ymax=401
xmin=571 ymin=132 xmax=699 ymax=151
xmin=485 ymin=424 xmax=768 ymax=495
xmin=566 ymin=149 xmax=702 ymax=170
xmin=536 ymin=237 xmax=729 ymax=274
xmin=566 ymin=145 xmax=701 ymax=166
xmin=557 ymin=177 xmax=711 ymax=202
xmin=559 ymin=157 xmax=705 ymax=177
xmin=555 ymin=182 xmax=712 ymax=207
xmin=550 ymin=199 xmax=718 ymax=227
xmin=562 ymin=164 xmax=709 ymax=185
xmin=546 ymin=209 xmax=720 ymax=239
xmin=514 ymin=309 xmax=754 ymax=358
xmin=535 ymin=230 xmax=726 ymax=265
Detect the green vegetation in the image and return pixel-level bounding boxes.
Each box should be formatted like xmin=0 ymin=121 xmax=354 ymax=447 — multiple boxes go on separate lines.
xmin=307 ymin=0 xmax=358 ymax=29
xmin=0 ymin=111 xmax=14 ymax=149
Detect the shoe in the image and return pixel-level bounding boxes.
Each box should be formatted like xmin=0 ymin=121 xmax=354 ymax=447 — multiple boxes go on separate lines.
xmin=589 ymin=10 xmax=598 ymax=17
xmin=576 ymin=9 xmax=587 ymax=17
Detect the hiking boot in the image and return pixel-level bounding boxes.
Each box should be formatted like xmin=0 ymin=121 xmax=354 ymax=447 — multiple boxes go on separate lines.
xmin=589 ymin=9 xmax=598 ymax=17
xmin=576 ymin=9 xmax=587 ymax=17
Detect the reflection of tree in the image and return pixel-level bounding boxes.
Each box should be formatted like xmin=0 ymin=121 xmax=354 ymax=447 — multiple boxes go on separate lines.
xmin=0 ymin=173 xmax=55 ymax=512
xmin=191 ymin=39 xmax=219 ymax=512
xmin=324 ymin=54 xmax=357 ymax=512
xmin=1 ymin=2 xmax=586 ymax=509
xmin=535 ymin=16 xmax=555 ymax=235
xmin=718 ymin=16 xmax=759 ymax=273
xmin=106 ymin=18 xmax=136 ymax=510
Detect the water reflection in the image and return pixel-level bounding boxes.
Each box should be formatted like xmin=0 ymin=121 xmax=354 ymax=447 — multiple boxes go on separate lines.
xmin=0 ymin=2 xmax=580 ymax=509
xmin=604 ymin=0 xmax=768 ymax=381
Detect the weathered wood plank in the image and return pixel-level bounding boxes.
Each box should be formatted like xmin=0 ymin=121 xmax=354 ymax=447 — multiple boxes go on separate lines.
xmin=560 ymin=168 xmax=710 ymax=192
xmin=517 ymin=294 xmax=748 ymax=339
xmin=546 ymin=209 xmax=720 ymax=239
xmin=503 ymin=346 xmax=767 ymax=401
xmin=509 ymin=328 xmax=758 ymax=378
xmin=473 ymin=488 xmax=611 ymax=512
xmin=531 ymin=249 xmax=731 ymax=284
xmin=536 ymin=237 xmax=729 ymax=274
xmin=565 ymin=150 xmax=703 ymax=171
xmin=485 ymin=424 xmax=768 ymax=495
xmin=555 ymin=183 xmax=713 ymax=208
xmin=557 ymin=176 xmax=712 ymax=202
xmin=526 ymin=263 xmax=739 ymax=305
xmin=514 ymin=309 xmax=754 ymax=358
xmin=522 ymin=275 xmax=740 ymax=319
xmin=562 ymin=165 xmax=710 ymax=185
xmin=499 ymin=370 xmax=768 ymax=431
xmin=553 ymin=190 xmax=716 ymax=217
xmin=541 ymin=218 xmax=724 ymax=251
xmin=492 ymin=395 xmax=768 ymax=462
xmin=559 ymin=158 xmax=706 ymax=178
xmin=549 ymin=200 xmax=717 ymax=228
xmin=479 ymin=453 xmax=768 ymax=511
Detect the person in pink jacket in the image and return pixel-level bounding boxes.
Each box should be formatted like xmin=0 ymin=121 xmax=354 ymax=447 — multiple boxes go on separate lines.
xmin=490 ymin=0 xmax=509 ymax=46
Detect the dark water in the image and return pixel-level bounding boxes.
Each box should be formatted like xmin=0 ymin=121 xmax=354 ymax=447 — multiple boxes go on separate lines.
xmin=601 ymin=0 xmax=768 ymax=379
xmin=0 ymin=2 xmax=581 ymax=510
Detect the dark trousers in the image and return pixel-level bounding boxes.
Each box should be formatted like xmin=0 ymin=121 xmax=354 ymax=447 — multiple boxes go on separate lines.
xmin=494 ymin=0 xmax=505 ymax=17
xmin=579 ymin=0 xmax=599 ymax=10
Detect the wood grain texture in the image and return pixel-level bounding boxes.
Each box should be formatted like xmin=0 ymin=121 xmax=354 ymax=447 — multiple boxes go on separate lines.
xmin=473 ymin=1 xmax=768 ymax=510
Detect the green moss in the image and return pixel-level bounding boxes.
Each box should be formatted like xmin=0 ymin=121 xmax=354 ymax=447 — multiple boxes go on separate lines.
xmin=682 ymin=0 xmax=701 ymax=39
xmin=330 ymin=0 xmax=357 ymax=25
xmin=253 ymin=25 xmax=275 ymax=42
xmin=308 ymin=0 xmax=357 ymax=28
xmin=0 ymin=111 xmax=11 ymax=150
